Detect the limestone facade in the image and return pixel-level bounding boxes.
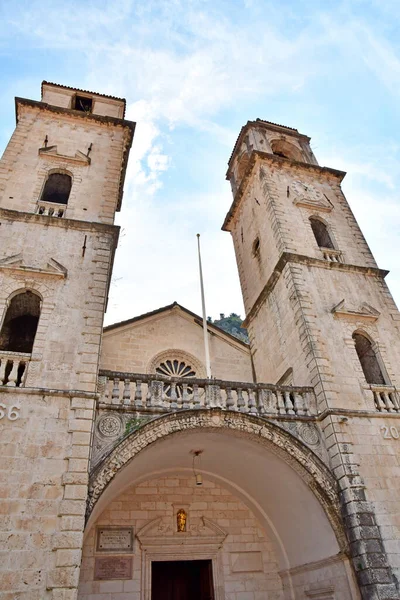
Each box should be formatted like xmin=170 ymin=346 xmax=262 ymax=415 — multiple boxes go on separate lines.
xmin=0 ymin=85 xmax=400 ymax=600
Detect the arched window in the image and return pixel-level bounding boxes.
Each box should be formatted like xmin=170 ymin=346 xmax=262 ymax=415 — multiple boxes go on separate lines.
xmin=352 ymin=332 xmax=386 ymax=385
xmin=41 ymin=172 xmax=72 ymax=205
xmin=0 ymin=291 xmax=41 ymax=353
xmin=155 ymin=358 xmax=197 ymax=398
xmin=309 ymin=217 xmax=335 ymax=249
xmin=270 ymin=139 xmax=304 ymax=162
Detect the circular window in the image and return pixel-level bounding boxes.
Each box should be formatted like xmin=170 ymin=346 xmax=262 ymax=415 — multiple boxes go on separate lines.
xmin=156 ymin=359 xmax=196 ymax=398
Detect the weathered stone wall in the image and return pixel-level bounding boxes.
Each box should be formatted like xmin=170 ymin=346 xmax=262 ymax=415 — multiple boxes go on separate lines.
xmin=100 ymin=305 xmax=253 ymax=383
xmin=0 ymin=213 xmax=117 ymax=391
xmin=0 ymin=389 xmax=95 ymax=600
xmin=0 ymin=103 xmax=131 ymax=224
xmin=0 ymin=84 xmax=134 ymax=600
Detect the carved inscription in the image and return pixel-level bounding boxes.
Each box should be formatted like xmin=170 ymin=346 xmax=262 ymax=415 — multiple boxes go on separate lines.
xmin=0 ymin=404 xmax=20 ymax=421
xmin=96 ymin=527 xmax=134 ymax=553
xmin=94 ymin=556 xmax=133 ymax=580
xmin=381 ymin=425 xmax=400 ymax=439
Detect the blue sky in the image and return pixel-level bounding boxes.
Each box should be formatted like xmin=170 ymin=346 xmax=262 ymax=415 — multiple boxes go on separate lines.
xmin=1 ymin=0 xmax=399 ymax=325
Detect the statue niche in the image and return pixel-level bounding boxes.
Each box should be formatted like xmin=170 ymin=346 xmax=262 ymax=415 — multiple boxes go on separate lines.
xmin=177 ymin=509 xmax=187 ymax=532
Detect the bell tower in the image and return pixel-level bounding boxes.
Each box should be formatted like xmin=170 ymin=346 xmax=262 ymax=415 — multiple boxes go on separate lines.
xmin=0 ymin=82 xmax=135 ymax=599
xmin=223 ymin=119 xmax=400 ymax=598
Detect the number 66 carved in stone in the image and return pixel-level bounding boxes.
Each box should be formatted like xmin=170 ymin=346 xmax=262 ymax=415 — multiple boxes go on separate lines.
xmin=0 ymin=404 xmax=20 ymax=421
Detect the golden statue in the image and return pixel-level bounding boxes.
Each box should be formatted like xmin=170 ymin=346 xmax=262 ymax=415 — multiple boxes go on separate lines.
xmin=177 ymin=508 xmax=187 ymax=532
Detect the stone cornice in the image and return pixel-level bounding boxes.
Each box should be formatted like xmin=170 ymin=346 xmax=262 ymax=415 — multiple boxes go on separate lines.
xmin=0 ymin=386 xmax=98 ymax=399
xmin=243 ymin=252 xmax=388 ymax=327
xmin=222 ymin=151 xmax=346 ymax=231
xmin=0 ymin=207 xmax=119 ymax=238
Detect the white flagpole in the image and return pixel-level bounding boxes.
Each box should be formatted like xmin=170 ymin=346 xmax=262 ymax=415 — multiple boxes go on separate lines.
xmin=196 ymin=234 xmax=212 ymax=379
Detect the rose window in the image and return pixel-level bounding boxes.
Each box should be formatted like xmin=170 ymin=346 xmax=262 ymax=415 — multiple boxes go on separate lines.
xmin=155 ymin=359 xmax=196 ymax=398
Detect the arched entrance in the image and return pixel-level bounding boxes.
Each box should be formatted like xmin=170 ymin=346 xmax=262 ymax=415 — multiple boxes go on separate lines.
xmin=81 ymin=411 xmax=359 ymax=599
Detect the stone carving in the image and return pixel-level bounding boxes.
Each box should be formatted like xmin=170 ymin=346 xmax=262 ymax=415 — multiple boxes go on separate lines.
xmin=97 ymin=414 xmax=122 ymax=438
xmin=298 ymin=423 xmax=320 ymax=446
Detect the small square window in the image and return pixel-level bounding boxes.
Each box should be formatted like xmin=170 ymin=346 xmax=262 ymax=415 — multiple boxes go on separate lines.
xmin=74 ymin=95 xmax=93 ymax=113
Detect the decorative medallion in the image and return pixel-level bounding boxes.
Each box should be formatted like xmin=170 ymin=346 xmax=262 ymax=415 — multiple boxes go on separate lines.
xmin=298 ymin=423 xmax=320 ymax=446
xmin=97 ymin=414 xmax=123 ymax=438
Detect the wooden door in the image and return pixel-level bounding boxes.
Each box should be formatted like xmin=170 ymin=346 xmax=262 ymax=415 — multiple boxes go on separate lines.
xmin=151 ymin=559 xmax=214 ymax=600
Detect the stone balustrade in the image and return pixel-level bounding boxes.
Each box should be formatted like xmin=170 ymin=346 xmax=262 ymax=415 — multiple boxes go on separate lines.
xmin=321 ymin=248 xmax=343 ymax=262
xmin=98 ymin=370 xmax=316 ymax=417
xmin=0 ymin=351 xmax=30 ymax=387
xmin=36 ymin=201 xmax=66 ymax=218
xmin=369 ymin=385 xmax=400 ymax=412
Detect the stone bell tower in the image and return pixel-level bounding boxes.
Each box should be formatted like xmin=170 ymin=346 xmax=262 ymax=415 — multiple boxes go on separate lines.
xmin=0 ymin=82 xmax=135 ymax=599
xmin=223 ymin=119 xmax=400 ymax=598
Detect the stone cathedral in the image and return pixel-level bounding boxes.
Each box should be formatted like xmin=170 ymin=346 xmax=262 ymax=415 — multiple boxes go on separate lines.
xmin=0 ymin=81 xmax=400 ymax=600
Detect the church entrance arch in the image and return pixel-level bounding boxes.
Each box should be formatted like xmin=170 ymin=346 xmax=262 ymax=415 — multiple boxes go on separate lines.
xmin=84 ymin=410 xmax=357 ymax=599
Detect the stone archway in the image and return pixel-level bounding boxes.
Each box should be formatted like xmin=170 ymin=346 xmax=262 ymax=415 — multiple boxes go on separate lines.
xmin=88 ymin=410 xmax=345 ymax=547
xmin=84 ymin=410 xmax=360 ymax=599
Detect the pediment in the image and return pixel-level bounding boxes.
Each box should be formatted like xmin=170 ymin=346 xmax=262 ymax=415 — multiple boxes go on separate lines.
xmin=38 ymin=145 xmax=91 ymax=165
xmin=0 ymin=254 xmax=67 ymax=278
xmin=293 ymin=194 xmax=333 ymax=212
xmin=332 ymin=299 xmax=380 ymax=322
xmin=0 ymin=253 xmax=23 ymax=266
xmin=136 ymin=516 xmax=227 ymax=549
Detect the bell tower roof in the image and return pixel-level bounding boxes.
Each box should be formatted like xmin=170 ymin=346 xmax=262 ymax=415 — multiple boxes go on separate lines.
xmin=227 ymin=118 xmax=311 ymax=175
xmin=40 ymin=80 xmax=127 ymax=119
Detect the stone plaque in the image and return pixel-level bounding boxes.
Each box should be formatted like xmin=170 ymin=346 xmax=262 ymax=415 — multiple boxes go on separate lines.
xmin=94 ymin=556 xmax=133 ymax=580
xmin=96 ymin=527 xmax=134 ymax=553
xmin=231 ymin=551 xmax=263 ymax=572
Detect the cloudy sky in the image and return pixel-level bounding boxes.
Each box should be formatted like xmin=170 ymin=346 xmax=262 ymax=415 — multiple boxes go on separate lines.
xmin=0 ymin=0 xmax=399 ymax=326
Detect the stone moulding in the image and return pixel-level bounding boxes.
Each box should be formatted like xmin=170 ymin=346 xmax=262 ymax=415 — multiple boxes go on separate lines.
xmin=87 ymin=409 xmax=347 ymax=553
xmin=38 ymin=145 xmax=91 ymax=166
xmin=0 ymin=254 xmax=68 ymax=279
xmin=331 ymin=299 xmax=380 ymax=323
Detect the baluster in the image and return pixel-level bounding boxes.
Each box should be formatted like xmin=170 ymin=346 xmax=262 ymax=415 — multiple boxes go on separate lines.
xmin=213 ymin=385 xmax=221 ymax=408
xmin=373 ymin=391 xmax=385 ymax=412
xmin=390 ymin=392 xmax=400 ymax=412
xmin=134 ymin=380 xmax=143 ymax=409
xmin=0 ymin=357 xmax=7 ymax=386
xmin=182 ymin=383 xmax=190 ymax=409
xmin=382 ymin=391 xmax=393 ymax=413
xmin=151 ymin=380 xmax=163 ymax=408
xmin=6 ymin=360 xmax=19 ymax=387
xmin=256 ymin=389 xmax=266 ymax=414
xmin=169 ymin=382 xmax=178 ymax=410
xmin=284 ymin=391 xmax=295 ymax=414
xmin=276 ymin=390 xmax=286 ymax=415
xmin=293 ymin=392 xmax=303 ymax=415
xmin=19 ymin=362 xmax=28 ymax=387
xmin=112 ymin=378 xmax=120 ymax=404
xmin=237 ymin=388 xmax=245 ymax=413
xmin=226 ymin=387 xmax=234 ymax=410
xmin=258 ymin=389 xmax=275 ymax=414
xmin=145 ymin=382 xmax=152 ymax=408
xmin=97 ymin=375 xmax=110 ymax=402
xmin=295 ymin=392 xmax=307 ymax=415
xmin=193 ymin=384 xmax=201 ymax=409
xmin=248 ymin=388 xmax=257 ymax=415
xmin=204 ymin=383 xmax=211 ymax=409
xmin=123 ymin=379 xmax=131 ymax=405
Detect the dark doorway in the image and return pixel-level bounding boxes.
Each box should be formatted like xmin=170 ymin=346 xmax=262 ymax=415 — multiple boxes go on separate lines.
xmin=151 ymin=559 xmax=214 ymax=600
